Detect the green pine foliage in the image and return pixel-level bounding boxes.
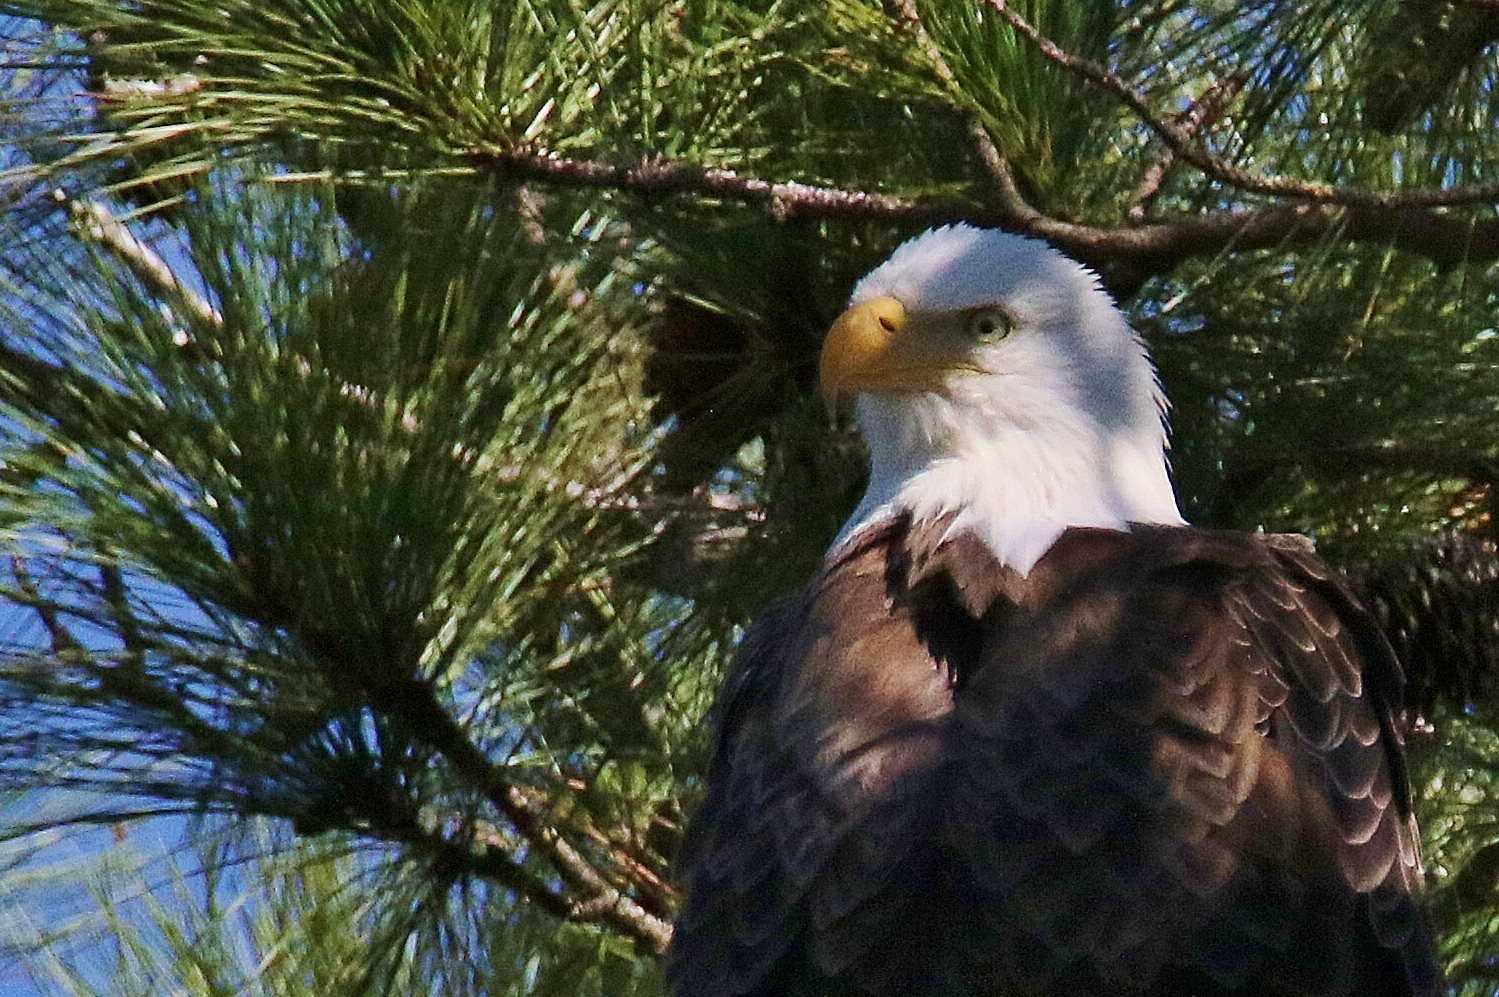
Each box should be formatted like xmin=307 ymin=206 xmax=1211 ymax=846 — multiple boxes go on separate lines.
xmin=1 ymin=0 xmax=1498 ymax=991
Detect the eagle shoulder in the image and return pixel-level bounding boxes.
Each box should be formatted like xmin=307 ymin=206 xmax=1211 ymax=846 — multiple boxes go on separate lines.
xmin=668 ymin=519 xmax=969 ymax=995
xmin=667 ymin=520 xmax=1441 ymax=997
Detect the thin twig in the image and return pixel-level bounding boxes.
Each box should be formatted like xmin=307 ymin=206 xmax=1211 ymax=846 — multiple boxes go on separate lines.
xmin=98 ymin=558 xmax=145 ymax=669
xmin=393 ymin=681 xmax=675 ymax=953
xmin=466 ymin=146 xmax=953 ymax=225
xmin=55 ymin=193 xmax=448 ymax=433
xmin=10 ymin=556 xmax=82 ymax=655
xmin=582 ymin=820 xmax=678 ymax=912
xmin=500 ymin=782 xmax=673 ymax=940
xmin=50 ymin=189 xmax=222 ymax=329
xmin=985 ymin=0 xmax=1499 ymax=209
xmin=333 ymin=789 xmax=580 ymax=922
xmin=887 ymin=0 xmax=1035 ymax=216
xmin=1127 ymin=73 xmax=1247 ymax=223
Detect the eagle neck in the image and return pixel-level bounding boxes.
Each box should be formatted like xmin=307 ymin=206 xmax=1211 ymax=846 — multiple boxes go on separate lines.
xmin=834 ymin=392 xmax=1183 ymax=574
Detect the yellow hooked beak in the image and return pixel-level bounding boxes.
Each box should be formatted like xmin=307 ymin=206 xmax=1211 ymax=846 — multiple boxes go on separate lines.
xmin=819 ymin=296 xmax=957 ymax=407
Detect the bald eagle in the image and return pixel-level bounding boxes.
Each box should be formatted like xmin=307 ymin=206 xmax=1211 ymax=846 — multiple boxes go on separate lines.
xmin=665 ymin=227 xmax=1441 ymax=996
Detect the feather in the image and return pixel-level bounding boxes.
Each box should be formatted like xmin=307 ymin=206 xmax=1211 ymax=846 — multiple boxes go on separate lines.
xmin=667 ymin=518 xmax=1441 ymax=996
xmin=666 ymin=228 xmax=1439 ymax=996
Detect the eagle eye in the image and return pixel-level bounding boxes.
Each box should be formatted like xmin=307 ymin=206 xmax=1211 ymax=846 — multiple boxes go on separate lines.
xmin=965 ymin=307 xmax=1013 ymax=343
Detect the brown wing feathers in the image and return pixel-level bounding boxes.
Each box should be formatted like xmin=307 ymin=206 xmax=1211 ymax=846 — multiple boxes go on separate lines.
xmin=666 ymin=519 xmax=1440 ymax=996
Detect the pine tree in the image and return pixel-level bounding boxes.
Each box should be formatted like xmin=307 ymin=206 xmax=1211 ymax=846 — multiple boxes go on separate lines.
xmin=1 ymin=1 xmax=1497 ymax=991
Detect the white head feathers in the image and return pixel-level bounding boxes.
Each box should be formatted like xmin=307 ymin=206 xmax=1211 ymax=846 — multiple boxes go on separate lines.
xmin=832 ymin=224 xmax=1183 ymax=572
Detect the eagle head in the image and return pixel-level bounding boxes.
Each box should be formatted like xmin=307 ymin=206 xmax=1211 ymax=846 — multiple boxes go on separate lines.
xmin=821 ymin=225 xmax=1183 ymax=572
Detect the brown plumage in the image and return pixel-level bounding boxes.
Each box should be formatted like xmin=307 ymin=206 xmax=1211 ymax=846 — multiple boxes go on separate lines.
xmin=667 ymin=516 xmax=1440 ymax=996
xmin=667 ymin=227 xmax=1439 ymax=995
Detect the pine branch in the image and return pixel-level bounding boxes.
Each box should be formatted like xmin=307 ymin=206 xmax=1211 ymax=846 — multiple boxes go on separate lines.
xmin=343 ymin=788 xmax=583 ymax=925
xmin=460 ymin=148 xmax=945 ymax=225
xmin=984 ymin=0 xmax=1499 ymax=208
xmin=440 ymin=146 xmax=1499 ymax=294
xmin=33 ymin=13 xmax=1499 ymax=293
xmin=50 ymin=189 xmax=221 ymax=329
xmin=279 ymin=768 xmax=579 ymax=924
xmin=886 ymin=0 xmax=1033 ymax=216
xmin=580 ymin=819 xmax=677 ymax=916
xmin=0 ymin=207 xmax=670 ymax=944
xmin=1127 ymin=73 xmax=1247 ymax=224
xmin=225 ymin=582 xmax=676 ymax=948
xmin=390 ymin=680 xmax=675 ymax=954
xmin=1360 ymin=0 xmax=1499 ymax=133
xmin=199 ymin=160 xmax=1499 ymax=305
